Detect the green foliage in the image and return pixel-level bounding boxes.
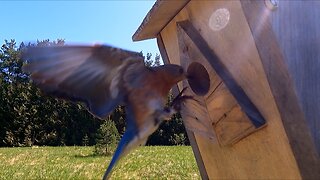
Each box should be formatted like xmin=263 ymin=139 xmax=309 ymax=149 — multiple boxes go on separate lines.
xmin=109 ymin=106 xmax=126 ymax=135
xmin=0 ymin=39 xmax=189 ymax=147
xmin=147 ymin=113 xmax=189 ymax=146
xmin=94 ymin=120 xmax=120 ymax=155
xmin=82 ymin=134 xmax=89 ymax=146
xmin=144 ymin=52 xmax=161 ymax=67
xmin=0 ymin=39 xmax=102 ymax=147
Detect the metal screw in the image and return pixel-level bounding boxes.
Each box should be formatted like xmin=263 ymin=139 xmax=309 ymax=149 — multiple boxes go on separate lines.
xmin=265 ymin=0 xmax=278 ymax=11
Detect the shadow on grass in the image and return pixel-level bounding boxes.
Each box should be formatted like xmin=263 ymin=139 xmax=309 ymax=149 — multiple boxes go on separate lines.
xmin=74 ymin=153 xmax=113 ymax=158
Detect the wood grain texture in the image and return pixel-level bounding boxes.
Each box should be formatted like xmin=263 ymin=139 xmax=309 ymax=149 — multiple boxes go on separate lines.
xmin=178 ymin=19 xmax=268 ymax=146
xmin=160 ymin=0 xmax=301 ymax=179
xmin=132 ymin=0 xmax=189 ymax=41
xmin=178 ymin=20 xmax=266 ymax=128
xmin=176 ymin=23 xmax=221 ymax=100
xmin=176 ymin=28 xmax=217 ymax=141
xmin=157 ymin=34 xmax=208 ymax=179
xmin=185 ymin=129 xmax=209 ymax=180
xmin=241 ymin=1 xmax=320 ymax=179
xmin=270 ymin=1 xmax=320 ymax=154
xmin=177 ymin=23 xmax=260 ymax=146
xmin=206 ymin=83 xmax=236 ymax=124
xmin=214 ymin=105 xmax=257 ymax=146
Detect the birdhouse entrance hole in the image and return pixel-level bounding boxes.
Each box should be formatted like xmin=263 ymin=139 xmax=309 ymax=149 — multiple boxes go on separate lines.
xmin=187 ymin=62 xmax=210 ymax=96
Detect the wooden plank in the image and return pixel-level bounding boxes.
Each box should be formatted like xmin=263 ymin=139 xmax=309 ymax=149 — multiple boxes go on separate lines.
xmin=156 ymin=34 xmax=181 ymax=96
xmin=176 ymin=30 xmax=217 ymax=140
xmin=179 ymin=89 xmax=215 ymax=180
xmin=176 ymin=22 xmax=221 ymax=100
xmin=156 ymin=35 xmax=170 ymax=64
xmin=160 ymin=0 xmax=301 ymax=179
xmin=214 ymin=105 xmax=258 ymax=146
xmin=158 ymin=33 xmax=213 ymax=138
xmin=206 ymin=83 xmax=237 ymax=124
xmin=177 ymin=19 xmax=266 ymax=146
xmin=180 ymin=89 xmax=216 ymax=141
xmin=185 ymin=129 xmax=209 ymax=180
xmin=177 ymin=23 xmax=257 ymax=146
xmin=132 ymin=0 xmax=189 ymax=41
xmin=269 ymin=1 xmax=320 ymax=153
xmin=241 ymin=1 xmax=320 ymax=179
xmin=156 ymin=34 xmax=208 ymax=179
xmin=177 ymin=20 xmax=266 ymax=128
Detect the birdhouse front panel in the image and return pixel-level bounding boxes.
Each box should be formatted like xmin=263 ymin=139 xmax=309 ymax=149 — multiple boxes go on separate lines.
xmin=151 ymin=0 xmax=301 ymax=179
xmin=133 ymin=0 xmax=320 ymax=179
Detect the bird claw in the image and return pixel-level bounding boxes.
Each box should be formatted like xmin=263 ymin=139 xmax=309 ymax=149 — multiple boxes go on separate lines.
xmin=156 ymin=87 xmax=196 ymax=124
xmin=170 ymin=87 xmax=196 ymax=112
xmin=154 ymin=107 xmax=176 ymax=124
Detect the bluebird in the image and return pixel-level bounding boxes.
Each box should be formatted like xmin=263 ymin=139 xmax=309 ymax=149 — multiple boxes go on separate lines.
xmin=22 ymin=44 xmax=189 ymax=179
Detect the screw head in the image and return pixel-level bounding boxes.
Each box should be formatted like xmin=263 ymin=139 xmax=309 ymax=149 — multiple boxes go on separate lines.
xmin=265 ymin=0 xmax=278 ymax=11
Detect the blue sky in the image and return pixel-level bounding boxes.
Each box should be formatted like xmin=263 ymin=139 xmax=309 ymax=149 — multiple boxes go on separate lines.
xmin=0 ymin=1 xmax=159 ymax=56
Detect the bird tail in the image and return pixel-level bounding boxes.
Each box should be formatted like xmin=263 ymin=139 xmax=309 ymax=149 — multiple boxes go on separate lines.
xmin=103 ymin=105 xmax=146 ymax=179
xmin=102 ymin=130 xmax=136 ymax=180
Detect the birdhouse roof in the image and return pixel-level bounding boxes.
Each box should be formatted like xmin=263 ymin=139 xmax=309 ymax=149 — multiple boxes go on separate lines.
xmin=132 ymin=0 xmax=189 ymax=41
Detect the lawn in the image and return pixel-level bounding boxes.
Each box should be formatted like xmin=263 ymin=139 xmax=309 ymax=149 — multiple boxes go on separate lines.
xmin=0 ymin=146 xmax=200 ymax=179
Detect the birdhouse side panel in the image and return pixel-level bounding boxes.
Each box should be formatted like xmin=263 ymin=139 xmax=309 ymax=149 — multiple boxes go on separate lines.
xmin=270 ymin=0 xmax=320 ymax=155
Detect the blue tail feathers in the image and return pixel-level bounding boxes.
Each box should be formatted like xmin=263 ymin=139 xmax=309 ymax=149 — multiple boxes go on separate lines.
xmin=102 ymin=130 xmax=136 ymax=179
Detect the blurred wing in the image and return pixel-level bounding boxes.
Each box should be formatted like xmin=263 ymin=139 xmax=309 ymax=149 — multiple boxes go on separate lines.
xmin=22 ymin=45 xmax=144 ymax=119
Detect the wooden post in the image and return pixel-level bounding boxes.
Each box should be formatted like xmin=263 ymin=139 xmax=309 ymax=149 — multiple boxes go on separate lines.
xmin=241 ymin=1 xmax=320 ymax=179
xmin=157 ymin=34 xmax=209 ymax=179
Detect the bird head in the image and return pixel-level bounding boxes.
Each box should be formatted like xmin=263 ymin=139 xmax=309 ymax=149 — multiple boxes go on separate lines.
xmin=154 ymin=64 xmax=187 ymax=85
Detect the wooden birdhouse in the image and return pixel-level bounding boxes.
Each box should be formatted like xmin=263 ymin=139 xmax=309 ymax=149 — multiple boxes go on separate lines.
xmin=133 ymin=1 xmax=320 ymax=179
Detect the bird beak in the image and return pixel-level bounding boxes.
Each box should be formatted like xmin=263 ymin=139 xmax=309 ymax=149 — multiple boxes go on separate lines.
xmin=186 ymin=73 xmax=193 ymax=79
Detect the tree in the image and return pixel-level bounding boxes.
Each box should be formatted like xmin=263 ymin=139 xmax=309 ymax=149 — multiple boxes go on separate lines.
xmin=94 ymin=119 xmax=120 ymax=155
xmin=143 ymin=52 xmax=161 ymax=67
xmin=0 ymin=39 xmax=189 ymax=147
xmin=0 ymin=39 xmax=102 ymax=147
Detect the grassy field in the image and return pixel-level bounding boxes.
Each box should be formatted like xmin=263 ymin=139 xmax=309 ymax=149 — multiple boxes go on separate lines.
xmin=0 ymin=146 xmax=200 ymax=179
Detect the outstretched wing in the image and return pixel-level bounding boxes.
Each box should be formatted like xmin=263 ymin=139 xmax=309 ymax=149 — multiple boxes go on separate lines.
xmin=22 ymin=44 xmax=145 ymax=119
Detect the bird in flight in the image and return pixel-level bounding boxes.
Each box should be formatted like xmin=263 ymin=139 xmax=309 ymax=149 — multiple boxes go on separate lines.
xmin=22 ymin=44 xmax=191 ymax=179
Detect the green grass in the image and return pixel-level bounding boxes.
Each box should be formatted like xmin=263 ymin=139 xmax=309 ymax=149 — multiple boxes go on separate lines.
xmin=0 ymin=146 xmax=200 ymax=179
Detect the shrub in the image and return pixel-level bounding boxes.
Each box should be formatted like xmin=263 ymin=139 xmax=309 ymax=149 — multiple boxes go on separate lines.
xmin=147 ymin=113 xmax=190 ymax=146
xmin=82 ymin=134 xmax=89 ymax=146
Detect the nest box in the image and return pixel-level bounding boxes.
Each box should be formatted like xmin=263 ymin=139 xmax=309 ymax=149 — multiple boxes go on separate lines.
xmin=133 ymin=1 xmax=320 ymax=179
